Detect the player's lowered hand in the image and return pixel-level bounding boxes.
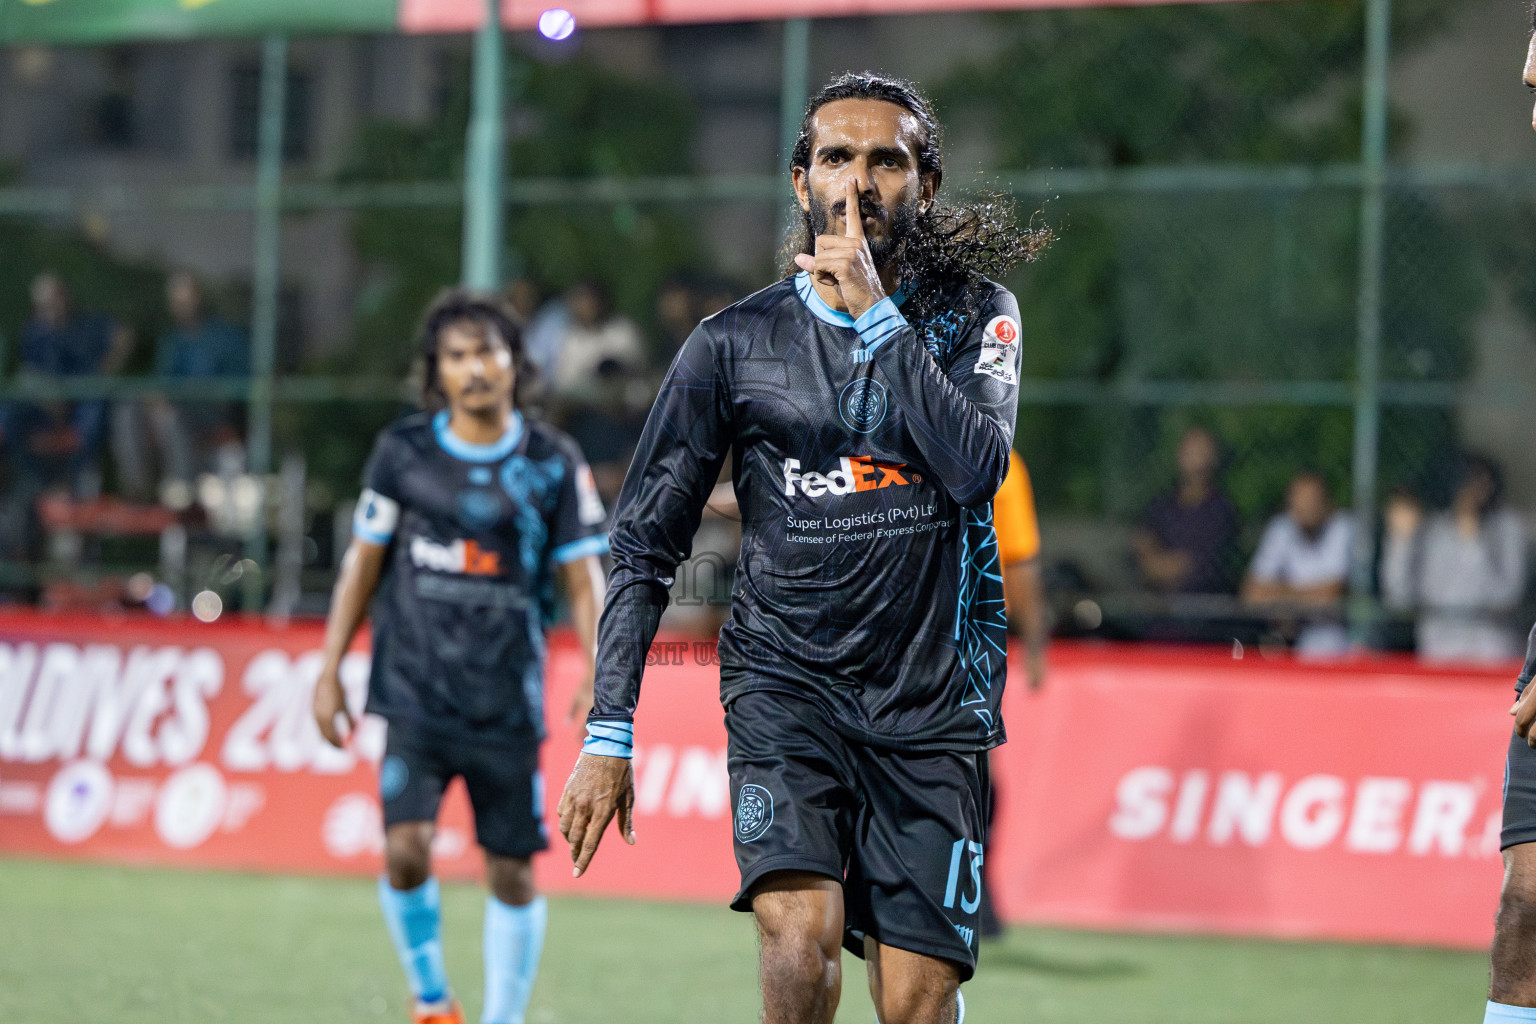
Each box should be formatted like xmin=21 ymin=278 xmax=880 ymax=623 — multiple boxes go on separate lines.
xmin=558 ymin=752 xmax=636 ymax=877
xmin=1512 ymin=684 xmax=1536 ymax=746
xmin=312 ymin=669 xmax=353 ymax=749
xmin=793 ymin=177 xmax=886 ymax=320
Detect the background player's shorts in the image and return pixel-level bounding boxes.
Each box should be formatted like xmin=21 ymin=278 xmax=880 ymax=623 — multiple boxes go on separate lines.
xmin=724 ymin=692 xmax=989 ymax=981
xmin=380 ymin=719 xmax=547 ymax=859
xmin=1504 ymin=722 xmax=1536 ymax=850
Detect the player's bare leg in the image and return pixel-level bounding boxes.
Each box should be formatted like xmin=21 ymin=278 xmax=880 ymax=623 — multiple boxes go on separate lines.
xmin=386 ymin=821 xmax=435 ymax=889
xmin=485 ymin=854 xmax=536 ymax=906
xmin=864 ymin=939 xmax=963 ymax=1024
xmin=752 ymin=872 xmax=844 ymax=1024
xmin=1491 ymin=843 xmax=1536 ymax=1005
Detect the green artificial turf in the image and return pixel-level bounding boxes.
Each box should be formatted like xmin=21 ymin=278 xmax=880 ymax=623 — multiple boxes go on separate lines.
xmin=0 ymin=857 xmax=1488 ymax=1023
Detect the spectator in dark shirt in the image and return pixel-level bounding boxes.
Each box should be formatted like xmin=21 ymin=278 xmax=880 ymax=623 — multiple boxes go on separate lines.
xmin=133 ymin=272 xmax=249 ymax=503
xmin=156 ymin=272 xmax=249 ymax=381
xmin=558 ymin=357 xmax=649 ymax=507
xmin=7 ymin=272 xmax=131 ymax=495
xmin=1133 ymin=426 xmax=1240 ymax=593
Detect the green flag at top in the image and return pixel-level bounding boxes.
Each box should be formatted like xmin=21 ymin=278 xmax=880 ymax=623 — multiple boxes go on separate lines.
xmin=0 ymin=0 xmax=397 ymax=44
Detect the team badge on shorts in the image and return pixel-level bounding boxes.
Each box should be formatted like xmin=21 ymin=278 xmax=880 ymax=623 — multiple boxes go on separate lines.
xmin=734 ymin=784 xmax=774 ymax=843
xmin=839 ymin=378 xmax=888 ymax=434
xmin=380 ymin=755 xmax=409 ymax=802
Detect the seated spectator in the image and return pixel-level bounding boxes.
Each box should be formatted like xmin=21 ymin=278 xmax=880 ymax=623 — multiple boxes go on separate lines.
xmin=7 ymin=272 xmax=131 ymax=495
xmin=558 ymin=357 xmax=649 ymax=507
xmin=546 ymin=280 xmax=646 ymax=397
xmin=1380 ymin=457 xmax=1527 ymax=662
xmin=1242 ymin=470 xmax=1353 ymax=656
xmin=520 ymin=282 xmax=569 ymax=385
xmin=1133 ymin=426 xmax=1239 ymax=594
xmin=653 ymin=273 xmax=701 ymax=363
xmin=652 ymin=273 xmax=740 ymax=364
xmin=139 ymin=272 xmax=250 ymax=503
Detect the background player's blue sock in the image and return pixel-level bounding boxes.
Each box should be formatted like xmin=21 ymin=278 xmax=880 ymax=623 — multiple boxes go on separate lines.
xmin=481 ymin=895 xmax=547 ymax=1024
xmin=377 ymin=876 xmax=450 ymax=1005
xmin=1487 ymin=1001 xmax=1536 ymax=1022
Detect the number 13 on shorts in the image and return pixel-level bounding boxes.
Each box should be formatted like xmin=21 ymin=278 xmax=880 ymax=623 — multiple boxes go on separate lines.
xmin=943 ymin=837 xmax=984 ymax=914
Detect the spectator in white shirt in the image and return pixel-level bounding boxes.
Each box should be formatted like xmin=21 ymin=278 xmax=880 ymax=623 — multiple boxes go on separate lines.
xmin=547 ymin=280 xmax=646 ymax=397
xmin=1243 ymin=470 xmax=1353 ymax=655
xmin=1380 ymin=457 xmax=1527 ymax=663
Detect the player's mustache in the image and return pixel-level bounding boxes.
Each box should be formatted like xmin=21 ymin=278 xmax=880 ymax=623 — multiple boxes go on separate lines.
xmin=833 ymin=198 xmax=883 ymax=223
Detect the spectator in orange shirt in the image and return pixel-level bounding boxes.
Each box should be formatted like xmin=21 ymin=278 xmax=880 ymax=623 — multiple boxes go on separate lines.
xmin=994 ymin=450 xmax=1048 ymax=690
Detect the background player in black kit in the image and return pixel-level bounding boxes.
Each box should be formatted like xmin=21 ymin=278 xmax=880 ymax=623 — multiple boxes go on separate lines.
xmin=1479 ymin=24 xmax=1536 ymax=1024
xmin=311 ymin=291 xmax=608 ymax=1024
xmin=559 ymin=74 xmax=1046 ymax=1024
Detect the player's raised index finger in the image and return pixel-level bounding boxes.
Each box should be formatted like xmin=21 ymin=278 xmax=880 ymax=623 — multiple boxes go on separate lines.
xmin=844 ymin=176 xmax=863 ymax=241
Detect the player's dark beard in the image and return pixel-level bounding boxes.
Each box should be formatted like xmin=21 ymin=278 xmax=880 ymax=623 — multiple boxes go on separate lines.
xmin=805 ymin=191 xmax=919 ymax=270
xmin=785 ymin=187 xmax=1051 ymax=339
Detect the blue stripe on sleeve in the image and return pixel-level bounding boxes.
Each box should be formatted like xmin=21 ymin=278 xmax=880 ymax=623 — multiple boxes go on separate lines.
xmin=553 ymin=534 xmax=611 ymax=564
xmin=854 ymin=297 xmax=907 ymax=344
xmin=352 ymin=524 xmax=393 ymax=545
xmin=583 ymin=720 xmax=634 ymax=759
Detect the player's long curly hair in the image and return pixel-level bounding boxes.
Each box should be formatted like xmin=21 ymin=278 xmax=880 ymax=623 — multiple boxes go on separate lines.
xmin=414 ymin=288 xmax=526 ymax=411
xmin=782 ymin=72 xmax=1051 ymax=334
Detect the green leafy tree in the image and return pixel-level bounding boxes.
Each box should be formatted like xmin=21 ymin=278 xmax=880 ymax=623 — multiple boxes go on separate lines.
xmin=937 ymin=0 xmax=1482 ymax=530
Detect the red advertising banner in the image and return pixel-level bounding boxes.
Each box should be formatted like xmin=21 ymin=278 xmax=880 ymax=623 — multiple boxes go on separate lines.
xmin=0 ymin=611 xmax=738 ymax=901
xmin=990 ymin=646 xmax=1512 ymax=949
xmin=0 ymin=611 xmax=1513 ymax=948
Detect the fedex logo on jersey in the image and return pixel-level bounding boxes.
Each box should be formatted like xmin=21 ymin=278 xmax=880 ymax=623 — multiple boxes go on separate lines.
xmin=408 ymin=537 xmax=502 ymax=576
xmin=781 ymin=457 xmax=918 ymax=498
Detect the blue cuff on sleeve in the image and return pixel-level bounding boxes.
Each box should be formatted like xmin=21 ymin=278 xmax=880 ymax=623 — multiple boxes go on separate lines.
xmin=553 ymin=534 xmax=611 ymax=564
xmin=583 ymin=720 xmax=634 ymax=759
xmin=853 ymin=297 xmax=908 ymax=356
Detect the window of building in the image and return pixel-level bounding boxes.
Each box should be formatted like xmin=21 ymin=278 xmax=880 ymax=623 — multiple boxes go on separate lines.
xmin=229 ymin=64 xmax=312 ymax=162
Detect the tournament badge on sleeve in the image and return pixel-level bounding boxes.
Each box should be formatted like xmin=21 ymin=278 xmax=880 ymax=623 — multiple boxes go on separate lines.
xmin=973 ymin=315 xmax=1021 ymax=386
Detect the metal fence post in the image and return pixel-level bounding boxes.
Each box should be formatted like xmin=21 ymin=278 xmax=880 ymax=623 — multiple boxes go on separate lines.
xmin=1348 ymin=0 xmax=1391 ymax=642
xmin=462 ymin=0 xmax=505 ymax=291
xmin=244 ymin=33 xmax=287 ymax=611
xmin=777 ymin=18 xmax=810 ymax=248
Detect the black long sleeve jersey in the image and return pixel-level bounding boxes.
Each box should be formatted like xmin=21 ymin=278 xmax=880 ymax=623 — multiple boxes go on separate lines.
xmin=589 ymin=272 xmax=1023 ymax=754
xmin=355 ymin=411 xmax=610 ymax=738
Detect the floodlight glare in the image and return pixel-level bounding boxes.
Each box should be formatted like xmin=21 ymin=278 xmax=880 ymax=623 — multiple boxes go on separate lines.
xmin=538 ymin=8 xmax=577 ymax=40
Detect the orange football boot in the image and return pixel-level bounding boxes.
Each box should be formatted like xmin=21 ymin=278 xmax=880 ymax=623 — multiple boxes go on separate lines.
xmin=412 ymin=996 xmax=463 ymax=1024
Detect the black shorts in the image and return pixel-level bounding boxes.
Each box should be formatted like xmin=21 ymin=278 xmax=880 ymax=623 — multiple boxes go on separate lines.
xmin=1504 ymin=723 xmax=1536 ymax=850
xmin=380 ymin=719 xmax=547 ymax=859
xmin=725 ymin=692 xmax=989 ymax=981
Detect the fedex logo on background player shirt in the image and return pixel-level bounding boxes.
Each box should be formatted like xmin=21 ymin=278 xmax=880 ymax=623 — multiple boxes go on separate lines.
xmin=408 ymin=537 xmax=502 ymax=575
xmin=781 ymin=457 xmax=919 ymax=497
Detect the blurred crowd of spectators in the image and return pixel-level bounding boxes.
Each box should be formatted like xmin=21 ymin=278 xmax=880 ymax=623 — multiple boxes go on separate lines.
xmin=3 ymin=269 xmax=1532 ymax=665
xmin=0 ymin=271 xmax=252 ymax=575
xmin=1126 ymin=425 xmax=1528 ymax=663
xmin=0 ymin=267 xmax=743 ymax=608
